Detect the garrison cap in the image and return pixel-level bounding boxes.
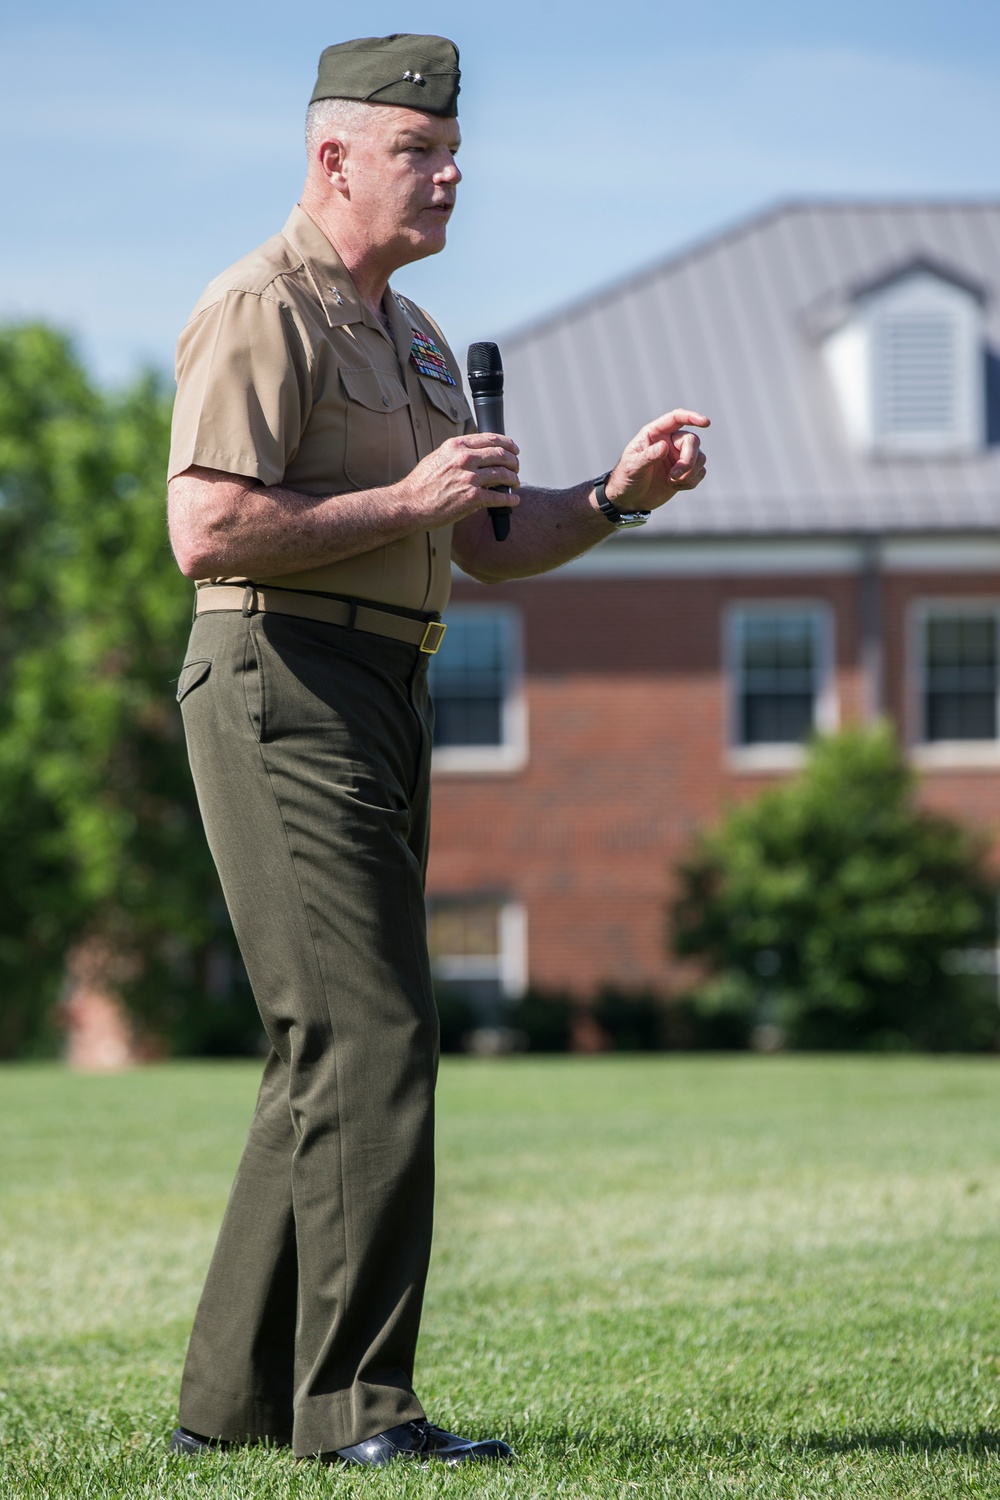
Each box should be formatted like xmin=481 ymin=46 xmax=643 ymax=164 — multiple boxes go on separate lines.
xmin=310 ymin=34 xmax=460 ymax=117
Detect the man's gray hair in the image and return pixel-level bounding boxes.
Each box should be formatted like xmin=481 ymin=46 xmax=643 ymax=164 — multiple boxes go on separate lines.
xmin=305 ymin=98 xmax=378 ymax=161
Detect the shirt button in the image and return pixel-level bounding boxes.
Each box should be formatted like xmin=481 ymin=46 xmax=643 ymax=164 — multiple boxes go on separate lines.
xmin=415 ymin=418 xmax=422 ymax=428
xmin=381 ymin=395 xmax=390 ymax=407
xmin=449 ymin=405 xmax=457 ymax=417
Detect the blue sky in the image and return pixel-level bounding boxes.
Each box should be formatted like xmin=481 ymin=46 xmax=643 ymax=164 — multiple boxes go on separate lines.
xmin=2 ymin=0 xmax=998 ymax=384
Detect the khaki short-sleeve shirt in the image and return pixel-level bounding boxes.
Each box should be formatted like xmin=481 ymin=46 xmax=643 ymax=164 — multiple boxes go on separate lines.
xmin=168 ymin=205 xmax=474 ymax=613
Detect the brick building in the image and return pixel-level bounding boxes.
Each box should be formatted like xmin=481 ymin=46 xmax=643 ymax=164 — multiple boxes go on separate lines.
xmin=424 ymin=202 xmax=1000 ymax=1013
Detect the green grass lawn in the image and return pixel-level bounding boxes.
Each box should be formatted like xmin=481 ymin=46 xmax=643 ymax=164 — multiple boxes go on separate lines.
xmin=1 ymin=1055 xmax=1000 ymax=1497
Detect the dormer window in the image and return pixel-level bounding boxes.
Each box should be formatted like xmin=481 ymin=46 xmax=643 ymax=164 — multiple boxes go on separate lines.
xmin=822 ymin=265 xmax=985 ymax=458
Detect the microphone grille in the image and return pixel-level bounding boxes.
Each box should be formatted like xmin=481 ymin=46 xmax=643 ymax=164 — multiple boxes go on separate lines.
xmin=467 ymin=341 xmax=503 ymax=379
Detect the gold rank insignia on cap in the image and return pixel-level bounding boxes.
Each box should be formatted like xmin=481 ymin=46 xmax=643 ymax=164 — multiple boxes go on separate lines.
xmin=310 ymin=34 xmax=460 ymax=118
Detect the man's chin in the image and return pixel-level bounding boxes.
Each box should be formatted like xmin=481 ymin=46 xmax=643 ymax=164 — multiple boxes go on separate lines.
xmin=399 ymin=226 xmax=449 ymax=264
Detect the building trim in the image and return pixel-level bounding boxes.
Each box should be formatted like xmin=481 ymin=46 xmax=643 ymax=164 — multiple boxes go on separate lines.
xmin=453 ymin=535 xmax=1000 ymax=582
xmin=882 ymin=539 xmax=1000 ymax=574
xmin=727 ymin=744 xmax=810 ymax=774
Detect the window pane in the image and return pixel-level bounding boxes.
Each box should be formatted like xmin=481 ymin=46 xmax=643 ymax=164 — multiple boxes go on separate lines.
xmin=743 ymin=615 xmax=814 ymax=670
xmin=927 ymin=694 xmax=996 ymax=740
xmin=736 ymin=613 xmax=820 ymax=746
xmin=924 ymin=614 xmax=998 ymax=741
xmin=429 ymin=613 xmax=511 ymax=749
xmin=434 ymin=697 xmax=502 ymax=748
xmin=742 ymin=693 xmax=815 ymax=746
xmin=927 ymin=617 xmax=995 ymax=671
xmin=428 ymin=902 xmax=501 ymax=962
xmin=428 ymin=899 xmax=506 ymax=1023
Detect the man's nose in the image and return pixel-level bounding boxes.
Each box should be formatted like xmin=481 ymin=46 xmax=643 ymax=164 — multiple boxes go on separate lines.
xmin=437 ymin=158 xmax=462 ymax=185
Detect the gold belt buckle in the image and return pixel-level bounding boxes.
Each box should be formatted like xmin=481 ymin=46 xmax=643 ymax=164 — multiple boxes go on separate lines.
xmin=419 ymin=620 xmax=447 ymax=655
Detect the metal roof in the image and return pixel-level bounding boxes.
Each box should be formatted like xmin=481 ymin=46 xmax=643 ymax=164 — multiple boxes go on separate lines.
xmin=500 ymin=201 xmax=1000 ymax=537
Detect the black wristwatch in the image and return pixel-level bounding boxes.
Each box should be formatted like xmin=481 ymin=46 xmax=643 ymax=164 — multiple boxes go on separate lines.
xmin=593 ymin=471 xmax=650 ymax=528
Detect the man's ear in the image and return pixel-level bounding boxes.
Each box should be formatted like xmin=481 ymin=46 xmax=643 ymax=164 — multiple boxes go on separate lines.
xmin=317 ymin=137 xmax=349 ymax=193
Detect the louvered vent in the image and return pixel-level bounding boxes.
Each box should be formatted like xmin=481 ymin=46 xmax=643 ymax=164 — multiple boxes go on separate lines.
xmin=874 ymin=312 xmax=957 ymax=437
xmin=824 ymin=268 xmax=983 ymax=457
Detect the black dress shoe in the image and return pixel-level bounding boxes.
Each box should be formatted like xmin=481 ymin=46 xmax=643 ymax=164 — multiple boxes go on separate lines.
xmin=168 ymin=1427 xmax=229 ymax=1456
xmin=334 ymin=1419 xmax=514 ymax=1467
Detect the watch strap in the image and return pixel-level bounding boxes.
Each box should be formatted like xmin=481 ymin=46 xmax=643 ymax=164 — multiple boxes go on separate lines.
xmin=593 ymin=471 xmax=650 ymax=528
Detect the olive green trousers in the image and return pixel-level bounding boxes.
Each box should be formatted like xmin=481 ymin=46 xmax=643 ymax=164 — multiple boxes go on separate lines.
xmin=175 ymin=608 xmax=438 ymax=1457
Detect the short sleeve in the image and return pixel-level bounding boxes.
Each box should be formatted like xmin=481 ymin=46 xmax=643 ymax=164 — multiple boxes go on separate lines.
xmin=167 ymin=290 xmax=311 ymax=485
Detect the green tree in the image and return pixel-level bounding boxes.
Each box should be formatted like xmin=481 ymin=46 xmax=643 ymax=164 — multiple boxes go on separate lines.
xmin=0 ymin=323 xmax=258 ymax=1057
xmin=671 ymin=726 xmax=999 ymax=1051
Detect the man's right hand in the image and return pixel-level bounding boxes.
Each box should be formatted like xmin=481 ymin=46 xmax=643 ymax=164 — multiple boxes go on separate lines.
xmin=396 ymin=432 xmax=520 ymax=526
xmin=168 ymin=436 xmax=521 ymax=580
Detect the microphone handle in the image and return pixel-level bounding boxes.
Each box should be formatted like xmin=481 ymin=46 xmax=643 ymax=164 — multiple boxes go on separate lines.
xmin=471 ymin=391 xmax=511 ymax=542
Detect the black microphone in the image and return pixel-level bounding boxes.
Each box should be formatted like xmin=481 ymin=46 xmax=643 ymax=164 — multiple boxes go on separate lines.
xmin=467 ymin=341 xmax=511 ymax=542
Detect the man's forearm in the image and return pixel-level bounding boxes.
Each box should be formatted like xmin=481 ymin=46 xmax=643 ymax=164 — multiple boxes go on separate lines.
xmin=451 ymin=482 xmax=611 ymax=584
xmin=451 ymin=405 xmax=710 ymax=583
xmin=168 ymin=467 xmax=429 ymax=580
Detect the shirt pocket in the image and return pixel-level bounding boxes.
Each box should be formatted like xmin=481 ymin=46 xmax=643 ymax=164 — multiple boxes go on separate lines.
xmin=418 ymin=375 xmax=473 ymax=448
xmin=339 ymin=365 xmax=411 ymax=488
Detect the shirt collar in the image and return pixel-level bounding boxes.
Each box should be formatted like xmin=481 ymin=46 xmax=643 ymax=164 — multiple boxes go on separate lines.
xmin=281 ymin=204 xmax=367 ymax=330
xmin=282 ymin=205 xmax=416 ymax=364
xmin=384 ymin=285 xmax=419 ymax=369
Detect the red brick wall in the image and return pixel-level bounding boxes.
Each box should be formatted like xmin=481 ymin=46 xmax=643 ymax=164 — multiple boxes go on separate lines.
xmin=427 ymin=569 xmax=1000 ymax=999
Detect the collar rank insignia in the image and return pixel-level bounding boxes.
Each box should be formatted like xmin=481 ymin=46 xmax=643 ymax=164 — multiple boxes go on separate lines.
xmin=409 ymin=328 xmax=456 ymax=386
xmin=326 ymin=284 xmax=344 ymax=307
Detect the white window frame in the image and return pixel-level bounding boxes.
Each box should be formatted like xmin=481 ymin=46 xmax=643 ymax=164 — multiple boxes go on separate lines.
xmin=429 ymin=603 xmax=527 ymax=774
xmin=725 ymin=601 xmax=837 ymax=772
xmin=427 ymin=897 xmax=528 ymax=1000
xmin=908 ymin=599 xmax=1000 ymax=769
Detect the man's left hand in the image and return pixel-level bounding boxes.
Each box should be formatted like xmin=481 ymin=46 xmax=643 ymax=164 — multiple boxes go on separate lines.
xmin=601 ymin=409 xmax=710 ymax=514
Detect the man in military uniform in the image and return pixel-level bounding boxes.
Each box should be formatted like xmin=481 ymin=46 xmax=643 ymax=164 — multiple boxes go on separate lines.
xmin=166 ymin=34 xmax=707 ymax=1470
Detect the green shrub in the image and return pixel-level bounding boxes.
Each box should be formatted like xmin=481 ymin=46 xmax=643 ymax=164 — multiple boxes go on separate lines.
xmin=667 ymin=995 xmax=753 ymax=1050
xmin=671 ymin=726 xmax=999 ymax=1051
xmin=433 ymin=986 xmax=478 ymax=1053
xmin=509 ymin=989 xmax=574 ymax=1052
xmin=592 ymin=987 xmax=666 ymax=1050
